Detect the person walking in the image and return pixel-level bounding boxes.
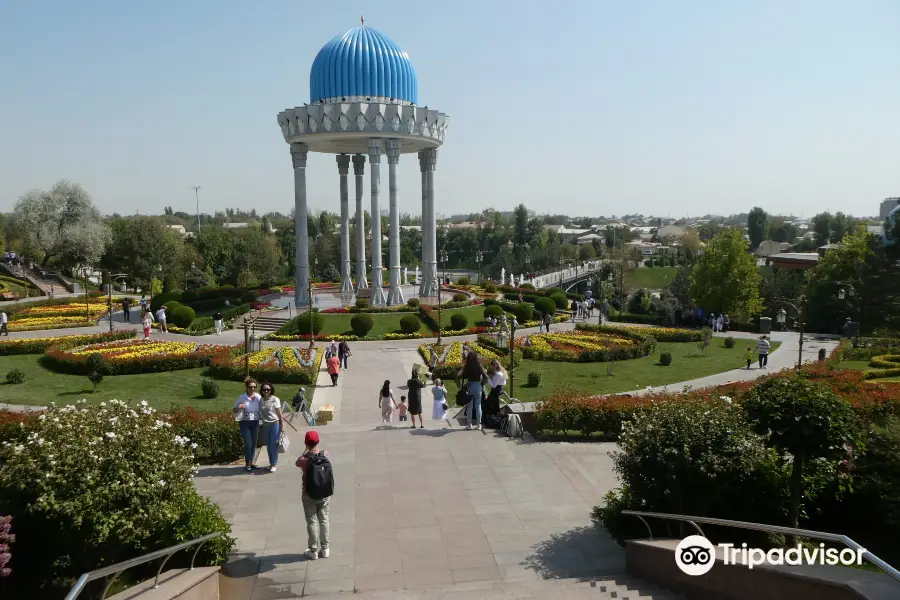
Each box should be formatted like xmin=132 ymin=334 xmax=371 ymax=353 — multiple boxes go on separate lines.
xmin=327 ymin=339 xmax=338 ymax=357
xmin=122 ymin=298 xmax=131 ymax=323
xmin=744 ymin=346 xmax=755 ymax=370
xmin=485 ymin=359 xmax=507 ymax=417
xmin=233 ymin=378 xmax=262 ymax=471
xmin=141 ymin=309 xmax=153 ymax=338
xmin=538 ymin=315 xmax=545 ymax=333
xmin=757 ymin=335 xmax=771 ymax=369
xmin=338 ymin=340 xmax=351 ymax=369
xmin=327 ymin=353 xmax=340 ymax=386
xmin=213 ymin=310 xmax=224 ymax=335
xmin=544 ymin=311 xmax=552 ymax=332
xmin=140 ymin=295 xmax=147 ymax=312
xmin=431 ymin=378 xmax=449 ymax=420
xmin=457 ymin=351 xmax=488 ymax=430
xmin=259 ymin=382 xmax=284 ymax=472
xmin=379 ymin=380 xmax=396 ymax=423
xmin=406 ymin=367 xmax=425 ymax=429
xmin=0 ymin=310 xmax=8 ymax=336
xmin=156 ymin=305 xmax=168 ymax=333
xmin=295 ymin=431 xmax=333 ymax=560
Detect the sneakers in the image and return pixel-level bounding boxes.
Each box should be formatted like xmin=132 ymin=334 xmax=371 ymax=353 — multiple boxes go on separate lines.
xmin=476 ymin=424 xmax=482 ymax=431
xmin=245 ymin=466 xmax=252 ymax=472
xmin=319 ymin=548 xmax=330 ymax=558
xmin=269 ymin=465 xmax=277 ymax=473
xmin=304 ymin=549 xmax=319 ymax=560
xmin=465 ymin=424 xmax=473 ymax=430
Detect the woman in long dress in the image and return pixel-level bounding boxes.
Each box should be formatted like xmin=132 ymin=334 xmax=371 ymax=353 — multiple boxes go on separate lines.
xmin=431 ymin=378 xmax=448 ymax=420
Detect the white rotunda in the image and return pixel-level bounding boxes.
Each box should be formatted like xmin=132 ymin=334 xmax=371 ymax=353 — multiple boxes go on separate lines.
xmin=277 ymin=20 xmax=449 ymax=308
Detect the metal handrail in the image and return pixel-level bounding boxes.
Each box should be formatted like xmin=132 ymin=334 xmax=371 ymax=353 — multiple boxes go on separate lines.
xmin=622 ymin=510 xmax=900 ymax=585
xmin=64 ymin=532 xmax=223 ymax=600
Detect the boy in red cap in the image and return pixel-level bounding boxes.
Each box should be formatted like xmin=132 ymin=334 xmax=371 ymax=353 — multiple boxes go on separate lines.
xmin=295 ymin=430 xmax=333 ymax=559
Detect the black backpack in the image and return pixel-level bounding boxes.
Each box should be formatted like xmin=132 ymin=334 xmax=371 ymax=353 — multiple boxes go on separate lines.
xmin=305 ymin=452 xmax=334 ymax=500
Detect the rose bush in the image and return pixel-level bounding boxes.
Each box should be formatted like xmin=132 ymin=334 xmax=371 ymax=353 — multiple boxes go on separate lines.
xmin=0 ymin=400 xmax=234 ymax=593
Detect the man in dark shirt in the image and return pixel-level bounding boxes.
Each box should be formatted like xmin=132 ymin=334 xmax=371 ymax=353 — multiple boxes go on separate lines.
xmin=407 ymin=368 xmax=425 ymax=429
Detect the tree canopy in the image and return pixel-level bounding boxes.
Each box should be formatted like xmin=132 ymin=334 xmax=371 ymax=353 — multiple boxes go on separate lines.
xmin=690 ymin=229 xmax=763 ymax=317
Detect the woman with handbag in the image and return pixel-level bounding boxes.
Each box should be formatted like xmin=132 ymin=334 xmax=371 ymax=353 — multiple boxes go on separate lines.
xmin=456 ymin=351 xmax=488 ymax=430
xmin=233 ymin=377 xmax=262 ymax=471
xmin=259 ymin=382 xmax=284 ymax=472
xmin=431 ymin=378 xmax=449 ymax=420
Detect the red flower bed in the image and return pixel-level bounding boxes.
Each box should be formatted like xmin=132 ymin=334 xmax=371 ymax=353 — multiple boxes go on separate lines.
xmin=321 ymin=307 xmax=350 ymax=314
xmin=250 ymin=301 xmax=272 ymax=310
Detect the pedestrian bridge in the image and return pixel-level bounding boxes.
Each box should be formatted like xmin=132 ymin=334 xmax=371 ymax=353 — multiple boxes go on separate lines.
xmin=529 ymin=260 xmax=605 ymax=290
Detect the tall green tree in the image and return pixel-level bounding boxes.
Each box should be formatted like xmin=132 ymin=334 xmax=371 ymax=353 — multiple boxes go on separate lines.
xmin=747 ymin=207 xmax=768 ymax=251
xmin=690 ymin=229 xmax=763 ymax=317
xmin=101 ymin=217 xmax=183 ymax=291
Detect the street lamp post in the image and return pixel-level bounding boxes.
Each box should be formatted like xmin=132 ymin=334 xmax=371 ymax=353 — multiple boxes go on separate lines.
xmin=837 ymin=284 xmax=861 ymax=346
xmin=438 ymin=249 xmax=448 ymax=343
xmin=508 ymin=318 xmax=517 ymax=398
xmin=475 ymin=250 xmax=483 ymax=284
xmin=776 ymin=298 xmax=805 ymax=369
xmin=82 ymin=267 xmax=90 ymax=320
xmin=192 ymin=186 xmax=202 ymax=235
xmin=309 ymin=257 xmax=318 ymax=348
xmin=105 ymin=271 xmax=127 ymax=332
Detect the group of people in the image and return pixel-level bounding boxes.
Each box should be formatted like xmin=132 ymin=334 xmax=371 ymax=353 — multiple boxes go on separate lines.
xmin=745 ymin=335 xmax=772 ymax=369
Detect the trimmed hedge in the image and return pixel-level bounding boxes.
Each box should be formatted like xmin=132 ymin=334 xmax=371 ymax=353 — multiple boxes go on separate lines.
xmin=350 ymin=313 xmax=375 ymax=337
xmin=449 ymin=313 xmax=469 ymax=330
xmin=400 ymin=314 xmax=422 ymax=333
xmin=607 ymin=312 xmax=665 ymax=325
xmin=534 ymin=297 xmax=556 ymax=317
xmin=170 ymin=305 xmax=196 ymax=328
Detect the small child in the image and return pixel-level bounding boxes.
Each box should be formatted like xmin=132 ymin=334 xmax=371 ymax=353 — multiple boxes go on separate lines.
xmin=745 ymin=347 xmax=754 ymax=370
xmin=398 ymin=396 xmax=409 ymax=422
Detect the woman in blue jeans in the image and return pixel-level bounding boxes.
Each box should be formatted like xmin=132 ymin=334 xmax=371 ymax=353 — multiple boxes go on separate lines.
xmin=457 ymin=350 xmax=488 ymax=430
xmin=259 ymin=382 xmax=285 ymax=472
xmin=233 ymin=377 xmax=262 ymax=471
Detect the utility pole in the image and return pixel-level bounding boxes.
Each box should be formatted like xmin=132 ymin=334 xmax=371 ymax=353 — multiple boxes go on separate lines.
xmin=192 ymin=186 xmax=202 ymax=235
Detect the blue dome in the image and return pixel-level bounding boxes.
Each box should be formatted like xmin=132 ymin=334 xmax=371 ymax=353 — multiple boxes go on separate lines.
xmin=310 ymin=26 xmax=418 ymax=106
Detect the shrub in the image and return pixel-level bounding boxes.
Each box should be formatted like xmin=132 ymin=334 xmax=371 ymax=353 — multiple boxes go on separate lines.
xmin=520 ymin=282 xmax=534 ymax=290
xmin=399 ymin=314 xmax=422 ymax=334
xmin=0 ymin=400 xmax=234 ymax=589
xmin=527 ymin=372 xmax=542 ymax=387
xmin=724 ymin=336 xmax=736 ymax=349
xmin=240 ymin=290 xmax=258 ymax=303
xmin=449 ymin=313 xmax=469 ymax=330
xmin=452 ymin=293 xmax=467 ymax=303
xmin=355 ymin=298 xmax=369 ymax=309
xmin=170 ymin=305 xmax=196 ymax=328
xmin=86 ymin=354 xmax=105 ymax=391
xmin=512 ymin=302 xmax=533 ymax=323
xmin=150 ymin=291 xmax=181 ymax=313
xmin=482 ymin=281 xmax=497 ymax=293
xmin=549 ymin=292 xmax=568 ymax=310
xmin=534 ymin=297 xmax=556 ymax=318
xmin=599 ymin=397 xmax=782 ymax=544
xmin=288 ymin=310 xmax=325 ymax=335
xmin=457 ymin=276 xmax=471 ymax=286
xmin=162 ymin=300 xmax=183 ymax=312
xmin=742 ymin=377 xmax=859 ymax=530
xmin=201 ymin=378 xmax=219 ymax=399
xmin=350 ymin=313 xmax=375 ymax=337
xmin=167 ymin=408 xmax=242 ymax=463
xmin=0 ymin=516 xmax=11 ymax=578
xmin=189 ymin=316 xmax=215 ymax=332
xmin=5 ymin=369 xmax=24 ymax=385
xmin=483 ymin=305 xmax=504 ymax=320
xmin=658 ymin=351 xmax=672 ymax=366
xmin=407 ymin=298 xmax=420 ymax=308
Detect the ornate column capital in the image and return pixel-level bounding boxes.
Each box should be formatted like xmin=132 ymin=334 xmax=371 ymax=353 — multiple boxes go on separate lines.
xmin=385 ymin=139 xmax=401 ymax=165
xmin=336 ymin=153 xmax=351 ymax=175
xmin=290 ymin=142 xmax=308 ymax=169
xmin=352 ymin=153 xmax=366 ymax=175
xmin=367 ymin=138 xmax=383 ymax=163
xmin=423 ymin=147 xmax=438 ymax=171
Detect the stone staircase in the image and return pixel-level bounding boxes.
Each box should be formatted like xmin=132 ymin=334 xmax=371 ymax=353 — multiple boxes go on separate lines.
xmin=247 ymin=315 xmax=291 ymax=332
xmin=223 ymin=573 xmax=685 ymax=599
xmin=0 ymin=262 xmax=68 ymax=295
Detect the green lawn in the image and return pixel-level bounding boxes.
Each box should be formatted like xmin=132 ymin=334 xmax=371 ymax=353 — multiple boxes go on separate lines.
xmin=0 ymin=355 xmax=316 ymax=411
xmin=438 ymin=305 xmax=487 ymax=327
xmin=320 ymin=313 xmax=411 ymax=338
xmin=626 ymin=267 xmax=678 ymax=290
xmin=443 ymin=339 xmax=780 ymax=403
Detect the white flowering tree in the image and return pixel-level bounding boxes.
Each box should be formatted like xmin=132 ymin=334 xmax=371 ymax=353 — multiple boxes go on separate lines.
xmin=0 ymin=400 xmax=233 ymax=591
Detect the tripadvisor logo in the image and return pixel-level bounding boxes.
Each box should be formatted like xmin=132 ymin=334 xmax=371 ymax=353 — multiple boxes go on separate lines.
xmin=675 ymin=535 xmax=866 ymax=576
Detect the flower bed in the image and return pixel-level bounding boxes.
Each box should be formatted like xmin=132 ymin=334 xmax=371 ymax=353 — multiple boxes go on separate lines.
xmin=44 ymin=339 xmax=224 ymax=375
xmin=518 ymin=327 xmax=656 ymax=362
xmin=0 ymin=330 xmax=135 ymax=355
xmin=575 ymin=322 xmax=703 ymax=342
xmin=208 ymin=346 xmax=322 ymax=384
xmin=418 ymin=340 xmax=509 ymax=381
xmin=7 ymin=298 xmax=114 ymax=331
xmin=265 ymin=333 xmax=359 ymax=342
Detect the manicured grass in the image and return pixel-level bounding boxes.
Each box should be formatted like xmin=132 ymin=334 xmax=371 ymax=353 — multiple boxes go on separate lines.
xmin=0 ymin=355 xmax=317 ymax=411
xmin=626 ymin=267 xmax=678 ymax=290
xmin=320 ymin=313 xmax=413 ymax=338
xmin=442 ymin=339 xmax=780 ymax=403
xmin=438 ymin=305 xmax=488 ymax=327
xmin=840 ymin=360 xmax=870 ymax=371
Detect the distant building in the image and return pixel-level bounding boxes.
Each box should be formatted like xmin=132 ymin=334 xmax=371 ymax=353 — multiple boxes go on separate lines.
xmin=545 ymin=224 xmax=589 ymax=242
xmin=766 ymin=252 xmax=819 ymax=271
xmin=879 ymin=198 xmax=900 ymax=219
xmin=756 ymin=241 xmax=791 ymax=258
xmin=168 ymin=225 xmax=187 ymax=236
xmin=575 ymin=233 xmax=603 ymax=245
xmin=446 ymin=221 xmax=479 ymax=229
xmin=656 ymin=224 xmax=685 ymax=239
xmin=222 ymin=222 xmax=249 ymax=229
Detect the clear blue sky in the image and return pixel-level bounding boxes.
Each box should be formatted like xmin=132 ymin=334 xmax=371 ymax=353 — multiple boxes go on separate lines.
xmin=1 ymin=1 xmax=897 ymax=219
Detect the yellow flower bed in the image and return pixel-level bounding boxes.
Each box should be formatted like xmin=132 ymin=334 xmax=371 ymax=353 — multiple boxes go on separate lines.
xmin=69 ymin=339 xmax=202 ymax=362
xmin=419 ymin=341 xmax=499 ymax=367
xmin=8 ymin=316 xmax=95 ymax=332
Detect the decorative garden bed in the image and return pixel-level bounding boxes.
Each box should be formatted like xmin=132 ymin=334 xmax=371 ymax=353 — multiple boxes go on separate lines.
xmin=0 ymin=330 xmax=135 ymax=355
xmin=517 ymin=326 xmax=656 ymax=362
xmin=6 ymin=297 xmax=116 ymax=331
xmin=208 ymin=345 xmax=322 ymax=384
xmin=575 ymin=323 xmax=704 ymax=343
xmin=44 ymin=338 xmax=224 ymax=375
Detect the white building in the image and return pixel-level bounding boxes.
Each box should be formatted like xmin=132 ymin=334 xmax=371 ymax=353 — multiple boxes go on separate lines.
xmin=879 ymin=198 xmax=900 ymax=219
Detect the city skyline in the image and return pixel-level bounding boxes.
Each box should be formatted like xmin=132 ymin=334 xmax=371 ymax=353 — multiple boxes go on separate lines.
xmin=1 ymin=1 xmax=898 ymax=218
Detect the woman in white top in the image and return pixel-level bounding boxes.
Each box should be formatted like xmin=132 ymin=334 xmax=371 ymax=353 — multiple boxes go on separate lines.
xmin=431 ymin=378 xmax=449 ymax=420
xmin=378 ymin=380 xmax=396 ymax=423
xmin=486 ymin=360 xmax=507 ymax=416
xmin=233 ymin=377 xmax=262 ymax=471
xmin=259 ymin=381 xmax=284 ymax=472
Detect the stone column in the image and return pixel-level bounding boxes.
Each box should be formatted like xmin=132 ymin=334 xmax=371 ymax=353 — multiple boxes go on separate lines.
xmin=368 ymin=139 xmax=387 ymax=306
xmin=386 ymin=140 xmax=404 ymax=305
xmin=291 ymin=143 xmax=311 ymax=307
xmin=352 ymin=154 xmax=368 ymax=292
xmin=336 ymin=154 xmax=353 ymax=294
xmin=421 ymin=148 xmax=439 ymax=298
xmin=418 ymin=151 xmax=429 ymax=296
